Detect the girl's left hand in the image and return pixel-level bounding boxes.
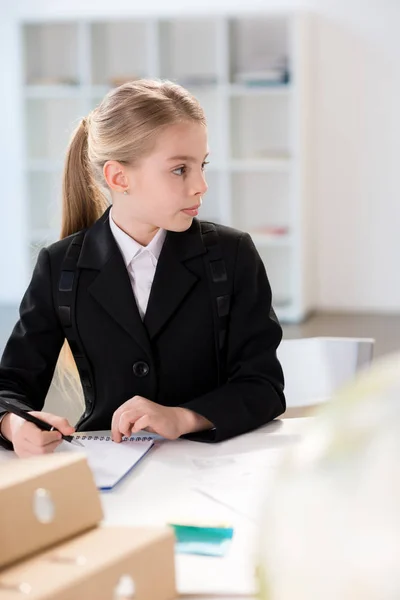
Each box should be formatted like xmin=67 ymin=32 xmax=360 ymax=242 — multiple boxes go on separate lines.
xmin=111 ymin=396 xmax=213 ymax=442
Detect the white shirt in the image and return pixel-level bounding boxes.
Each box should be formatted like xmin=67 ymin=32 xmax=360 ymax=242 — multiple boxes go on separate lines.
xmin=109 ymin=211 xmax=166 ymax=319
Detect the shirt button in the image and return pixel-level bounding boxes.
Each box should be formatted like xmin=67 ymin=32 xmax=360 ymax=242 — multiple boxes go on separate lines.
xmin=132 ymin=361 xmax=150 ymax=378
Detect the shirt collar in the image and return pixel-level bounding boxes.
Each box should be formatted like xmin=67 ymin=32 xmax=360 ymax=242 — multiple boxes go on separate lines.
xmin=109 ymin=209 xmax=166 ymax=267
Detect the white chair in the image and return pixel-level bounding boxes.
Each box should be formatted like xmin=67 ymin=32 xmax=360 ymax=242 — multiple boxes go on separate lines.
xmin=277 ymin=337 xmax=375 ymax=416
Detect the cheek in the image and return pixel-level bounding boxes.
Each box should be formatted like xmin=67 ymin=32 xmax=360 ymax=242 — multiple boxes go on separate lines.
xmin=162 ymin=174 xmax=187 ymax=202
xmin=146 ymin=176 xmax=183 ymax=215
xmin=136 ymin=171 xmax=187 ymax=215
xmin=136 ymin=173 xmax=163 ymax=202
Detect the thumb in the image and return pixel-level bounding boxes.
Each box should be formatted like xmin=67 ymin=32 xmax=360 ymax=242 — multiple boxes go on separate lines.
xmin=30 ymin=411 xmax=75 ymax=435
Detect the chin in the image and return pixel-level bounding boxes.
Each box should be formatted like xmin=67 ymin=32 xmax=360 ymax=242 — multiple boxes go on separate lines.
xmin=169 ymin=215 xmax=194 ymax=232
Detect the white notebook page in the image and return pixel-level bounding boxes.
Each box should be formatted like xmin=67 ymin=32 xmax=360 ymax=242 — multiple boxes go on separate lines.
xmin=56 ymin=433 xmax=154 ymax=490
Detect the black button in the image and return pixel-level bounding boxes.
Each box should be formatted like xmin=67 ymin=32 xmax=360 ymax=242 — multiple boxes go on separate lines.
xmin=133 ymin=361 xmax=150 ymax=378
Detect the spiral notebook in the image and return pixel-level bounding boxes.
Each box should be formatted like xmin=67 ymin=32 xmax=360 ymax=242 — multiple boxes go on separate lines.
xmin=56 ymin=432 xmax=155 ymax=491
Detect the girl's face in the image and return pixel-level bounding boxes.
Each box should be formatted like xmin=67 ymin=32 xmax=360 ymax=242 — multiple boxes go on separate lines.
xmin=120 ymin=121 xmax=209 ymax=232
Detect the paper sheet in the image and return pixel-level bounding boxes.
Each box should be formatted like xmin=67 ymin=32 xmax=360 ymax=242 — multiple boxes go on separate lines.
xmin=189 ymin=449 xmax=284 ymax=521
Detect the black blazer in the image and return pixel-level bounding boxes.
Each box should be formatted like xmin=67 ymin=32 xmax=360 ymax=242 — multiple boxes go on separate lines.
xmin=0 ymin=208 xmax=285 ymax=444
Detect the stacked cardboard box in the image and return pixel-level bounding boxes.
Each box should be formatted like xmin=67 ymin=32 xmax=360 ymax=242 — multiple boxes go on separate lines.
xmin=0 ymin=453 xmax=176 ymax=599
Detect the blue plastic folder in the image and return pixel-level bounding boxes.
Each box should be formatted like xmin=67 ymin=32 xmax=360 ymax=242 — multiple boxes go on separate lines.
xmin=169 ymin=523 xmax=234 ymax=557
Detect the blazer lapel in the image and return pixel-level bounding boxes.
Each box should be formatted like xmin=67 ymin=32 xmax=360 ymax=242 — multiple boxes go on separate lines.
xmin=144 ymin=219 xmax=206 ymax=340
xmin=78 ymin=208 xmax=152 ymax=359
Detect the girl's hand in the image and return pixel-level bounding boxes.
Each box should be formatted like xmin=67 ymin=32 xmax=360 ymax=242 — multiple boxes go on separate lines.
xmin=111 ymin=396 xmax=213 ymax=442
xmin=1 ymin=411 xmax=75 ymax=458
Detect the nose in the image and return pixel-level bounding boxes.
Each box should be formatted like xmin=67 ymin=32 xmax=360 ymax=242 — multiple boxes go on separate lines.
xmin=192 ymin=172 xmax=208 ymax=197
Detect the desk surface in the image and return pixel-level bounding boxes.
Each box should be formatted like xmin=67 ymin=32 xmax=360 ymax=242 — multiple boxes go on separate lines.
xmin=100 ymin=417 xmax=311 ymax=599
xmin=0 ymin=417 xmax=311 ymax=599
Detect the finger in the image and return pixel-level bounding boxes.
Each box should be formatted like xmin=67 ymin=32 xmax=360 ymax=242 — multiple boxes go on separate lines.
xmin=30 ymin=412 xmax=75 ymax=435
xmin=131 ymin=414 xmax=150 ymax=434
xmin=22 ymin=437 xmax=63 ymax=456
xmin=118 ymin=410 xmax=144 ymax=438
xmin=111 ymin=403 xmax=136 ymax=442
xmin=143 ymin=426 xmax=156 ymax=434
xmin=111 ymin=410 xmax=123 ymax=443
xmin=22 ymin=422 xmax=62 ymax=447
xmin=111 ymin=397 xmax=146 ymax=442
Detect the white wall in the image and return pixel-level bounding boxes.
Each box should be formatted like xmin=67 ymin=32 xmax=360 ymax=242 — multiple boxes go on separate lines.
xmin=310 ymin=1 xmax=400 ymax=312
xmin=6 ymin=0 xmax=400 ymax=312
xmin=0 ymin=9 xmax=29 ymax=303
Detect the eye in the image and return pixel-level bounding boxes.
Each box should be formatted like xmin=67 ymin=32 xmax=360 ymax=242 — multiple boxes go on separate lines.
xmin=202 ymin=161 xmax=210 ymax=171
xmin=172 ymin=166 xmax=186 ymax=176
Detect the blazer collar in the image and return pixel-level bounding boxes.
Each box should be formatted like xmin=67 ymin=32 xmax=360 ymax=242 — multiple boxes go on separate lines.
xmin=77 ymin=207 xmax=207 ymax=352
xmin=78 ymin=206 xmax=206 ymax=270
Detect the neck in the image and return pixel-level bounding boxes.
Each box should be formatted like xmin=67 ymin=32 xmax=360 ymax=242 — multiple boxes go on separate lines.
xmin=111 ymin=207 xmax=160 ymax=247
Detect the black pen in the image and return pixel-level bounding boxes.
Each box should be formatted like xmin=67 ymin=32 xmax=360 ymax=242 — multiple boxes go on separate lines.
xmin=0 ymin=398 xmax=83 ymax=446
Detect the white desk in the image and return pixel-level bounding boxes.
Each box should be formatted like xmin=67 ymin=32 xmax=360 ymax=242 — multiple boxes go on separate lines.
xmin=0 ymin=418 xmax=310 ymax=598
xmin=99 ymin=417 xmax=311 ymax=599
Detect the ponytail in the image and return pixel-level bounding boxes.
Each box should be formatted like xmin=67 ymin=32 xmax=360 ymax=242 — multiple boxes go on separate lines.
xmin=60 ymin=117 xmax=109 ymax=239
xmin=57 ymin=116 xmax=109 ymax=411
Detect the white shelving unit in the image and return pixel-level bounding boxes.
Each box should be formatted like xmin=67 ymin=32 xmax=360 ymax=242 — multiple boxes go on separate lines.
xmin=21 ymin=12 xmax=315 ymax=322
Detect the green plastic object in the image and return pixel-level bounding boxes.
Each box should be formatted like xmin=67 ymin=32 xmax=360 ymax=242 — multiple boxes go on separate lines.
xmin=169 ymin=523 xmax=234 ymax=557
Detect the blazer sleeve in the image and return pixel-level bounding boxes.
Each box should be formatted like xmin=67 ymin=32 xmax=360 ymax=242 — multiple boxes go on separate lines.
xmin=181 ymin=232 xmax=285 ymax=442
xmin=0 ymin=248 xmax=65 ymax=448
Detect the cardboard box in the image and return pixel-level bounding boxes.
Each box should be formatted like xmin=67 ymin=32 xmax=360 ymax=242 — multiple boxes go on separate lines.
xmin=0 ymin=526 xmax=176 ymax=600
xmin=0 ymin=453 xmax=103 ymax=569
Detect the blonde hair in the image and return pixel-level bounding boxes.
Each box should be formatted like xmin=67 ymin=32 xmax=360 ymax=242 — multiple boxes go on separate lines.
xmin=56 ymin=79 xmax=207 ymax=409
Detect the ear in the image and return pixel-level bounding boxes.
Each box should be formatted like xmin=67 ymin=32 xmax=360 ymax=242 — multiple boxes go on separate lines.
xmin=103 ymin=161 xmax=129 ymax=194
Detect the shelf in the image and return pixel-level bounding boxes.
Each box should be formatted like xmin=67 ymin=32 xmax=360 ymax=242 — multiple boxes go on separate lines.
xmin=228 ymin=84 xmax=291 ymax=97
xmin=90 ymin=85 xmax=113 ymax=97
xmin=91 ymin=22 xmax=148 ymax=86
xmin=17 ymin=13 xmax=314 ymax=322
xmin=26 ymin=98 xmax=83 ymax=162
xmin=230 ymin=159 xmax=291 ymax=172
xmin=228 ymin=17 xmax=290 ymax=85
xmin=199 ymin=171 xmax=223 ymax=224
xmin=231 ymin=171 xmax=291 ymax=233
xmin=24 ymin=23 xmax=80 ymax=86
xmin=186 ymin=84 xmax=221 ymax=94
xmin=28 ymin=171 xmax=62 ymax=232
xmin=24 ymin=84 xmax=115 ymax=101
xmin=159 ymin=19 xmax=219 ymax=83
xmin=257 ymin=245 xmax=293 ymax=311
xmin=186 ymin=87 xmax=222 ymax=162
xmin=25 ymin=85 xmax=83 ymax=98
xmin=230 ymin=93 xmax=290 ymax=161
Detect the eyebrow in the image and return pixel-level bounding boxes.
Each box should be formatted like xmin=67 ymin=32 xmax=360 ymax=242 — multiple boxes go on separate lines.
xmin=167 ymin=153 xmax=209 ymax=163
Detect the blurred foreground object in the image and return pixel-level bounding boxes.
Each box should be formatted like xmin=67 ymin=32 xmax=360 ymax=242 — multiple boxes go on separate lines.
xmin=258 ymin=352 xmax=400 ymax=599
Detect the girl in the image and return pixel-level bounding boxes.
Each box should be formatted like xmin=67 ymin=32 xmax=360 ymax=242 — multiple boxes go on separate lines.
xmin=0 ymin=79 xmax=285 ymax=458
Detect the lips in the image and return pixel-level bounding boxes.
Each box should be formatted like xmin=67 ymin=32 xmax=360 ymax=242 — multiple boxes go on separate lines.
xmin=183 ymin=205 xmax=201 ymax=211
xmin=180 ymin=202 xmax=200 ymax=217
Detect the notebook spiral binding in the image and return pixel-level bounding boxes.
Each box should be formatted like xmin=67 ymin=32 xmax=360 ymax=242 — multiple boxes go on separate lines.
xmin=76 ymin=435 xmax=155 ymax=442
